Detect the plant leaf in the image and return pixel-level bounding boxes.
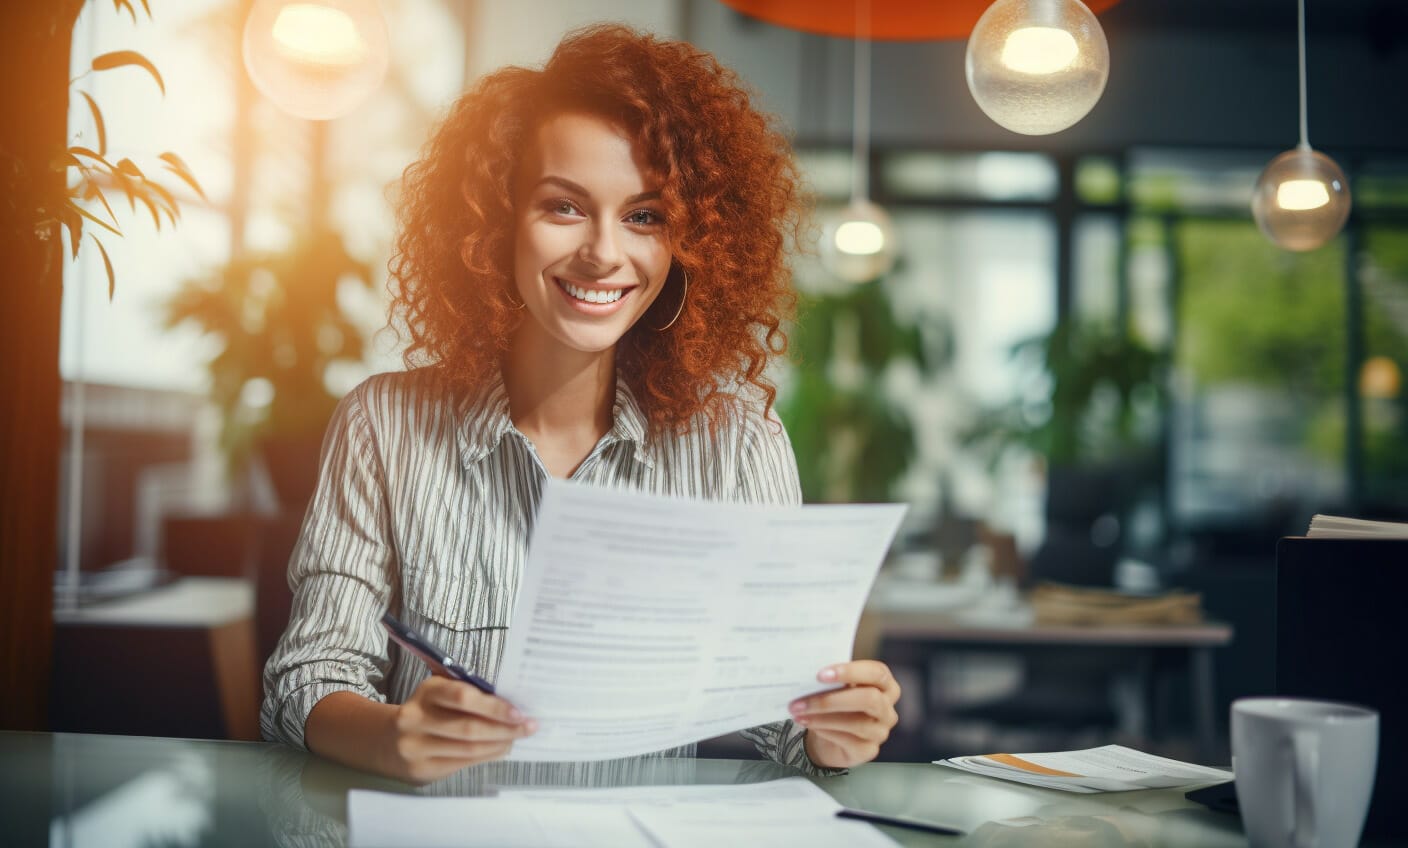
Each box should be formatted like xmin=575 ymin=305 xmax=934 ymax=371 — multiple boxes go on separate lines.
xmin=159 ymin=152 xmax=206 ymax=201
xmin=113 ymin=0 xmax=137 ymax=24
xmin=69 ymin=146 xmax=115 ymax=172
xmin=135 ymin=192 xmax=162 ymax=231
xmin=65 ymin=198 xmax=122 ymax=236
xmin=138 ymin=0 xmax=152 ymax=20
xmin=50 ymin=151 xmax=83 ymax=172
xmin=89 ymin=234 xmax=116 ymax=301
xmin=78 ymin=92 xmax=107 ymax=156
xmin=115 ymin=157 xmax=144 ymax=178
xmin=147 ymin=181 xmax=181 ymax=225
xmin=85 ymin=180 xmax=118 ymax=224
xmin=91 ymin=51 xmax=165 ymax=96
xmin=58 ymin=206 xmax=83 ymax=261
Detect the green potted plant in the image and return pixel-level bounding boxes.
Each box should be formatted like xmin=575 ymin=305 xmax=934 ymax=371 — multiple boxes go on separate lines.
xmin=164 ymin=229 xmax=372 ymax=511
xmin=778 ymin=278 xmax=944 ymax=503
xmin=964 ymin=321 xmax=1167 ymax=584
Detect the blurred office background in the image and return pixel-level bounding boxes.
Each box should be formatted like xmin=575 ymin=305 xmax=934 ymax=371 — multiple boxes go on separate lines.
xmin=22 ymin=0 xmax=1408 ymax=761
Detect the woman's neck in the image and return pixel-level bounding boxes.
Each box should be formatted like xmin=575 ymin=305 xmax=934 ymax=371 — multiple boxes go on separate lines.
xmin=502 ymin=328 xmax=616 ymax=471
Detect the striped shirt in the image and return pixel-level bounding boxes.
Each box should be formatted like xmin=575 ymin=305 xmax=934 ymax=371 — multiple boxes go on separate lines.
xmin=260 ymin=367 xmax=837 ymax=777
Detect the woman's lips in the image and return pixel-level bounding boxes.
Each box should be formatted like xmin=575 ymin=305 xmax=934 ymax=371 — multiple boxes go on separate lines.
xmin=553 ymin=277 xmax=636 ymax=314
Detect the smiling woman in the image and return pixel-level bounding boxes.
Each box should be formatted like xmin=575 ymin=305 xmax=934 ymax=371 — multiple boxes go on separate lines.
xmin=260 ymin=23 xmax=902 ymax=785
xmin=389 ymin=24 xmax=803 ymax=434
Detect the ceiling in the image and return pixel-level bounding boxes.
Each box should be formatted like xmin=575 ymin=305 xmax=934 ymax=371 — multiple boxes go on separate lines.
xmin=1103 ymin=0 xmax=1404 ymax=38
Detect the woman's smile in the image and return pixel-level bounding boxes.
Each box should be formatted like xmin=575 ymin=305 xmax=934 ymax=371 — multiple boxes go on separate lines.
xmin=553 ymin=276 xmax=638 ymax=312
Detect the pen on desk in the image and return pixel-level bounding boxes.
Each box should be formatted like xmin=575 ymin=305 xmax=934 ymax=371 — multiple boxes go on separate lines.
xmin=836 ymin=807 xmax=965 ymax=837
xmin=380 ymin=611 xmax=496 ymax=695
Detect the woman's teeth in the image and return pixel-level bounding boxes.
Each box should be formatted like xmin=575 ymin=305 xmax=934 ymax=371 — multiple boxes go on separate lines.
xmin=560 ymin=280 xmax=624 ymax=304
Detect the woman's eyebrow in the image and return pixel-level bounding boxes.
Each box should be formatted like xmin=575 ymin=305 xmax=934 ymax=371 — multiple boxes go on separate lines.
xmin=534 ymin=175 xmax=661 ymax=205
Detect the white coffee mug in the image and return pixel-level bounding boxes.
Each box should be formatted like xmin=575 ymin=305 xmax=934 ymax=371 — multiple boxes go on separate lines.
xmin=1232 ymin=698 xmax=1378 ymax=848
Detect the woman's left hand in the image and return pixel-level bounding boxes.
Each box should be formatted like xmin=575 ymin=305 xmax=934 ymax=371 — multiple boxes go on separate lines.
xmin=792 ymin=660 xmax=901 ymax=769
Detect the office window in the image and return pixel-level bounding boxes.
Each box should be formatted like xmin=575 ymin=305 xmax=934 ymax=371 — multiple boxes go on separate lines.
xmin=795 ymin=149 xmax=856 ymax=202
xmin=1125 ymin=216 xmax=1174 ymax=349
xmin=879 ymin=151 xmax=1057 ymax=202
xmin=1360 ymin=226 xmax=1408 ymax=508
xmin=1074 ymin=214 xmax=1122 ymax=324
xmin=1129 ymin=151 xmax=1266 ymax=213
xmin=1170 ymin=217 xmax=1347 ymax=527
xmin=1076 ymin=156 xmax=1122 ymax=205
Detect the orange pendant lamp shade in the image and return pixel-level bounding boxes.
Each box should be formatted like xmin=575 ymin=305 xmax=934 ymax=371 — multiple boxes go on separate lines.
xmin=718 ymin=0 xmax=1123 ymax=41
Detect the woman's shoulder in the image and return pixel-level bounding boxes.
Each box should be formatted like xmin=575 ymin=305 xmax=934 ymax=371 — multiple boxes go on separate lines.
xmin=338 ymin=368 xmax=466 ymax=438
xmin=664 ymin=387 xmax=787 ymax=456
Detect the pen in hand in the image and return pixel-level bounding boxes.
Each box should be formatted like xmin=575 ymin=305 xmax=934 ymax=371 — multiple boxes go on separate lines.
xmin=380 ymin=611 xmax=497 ymax=695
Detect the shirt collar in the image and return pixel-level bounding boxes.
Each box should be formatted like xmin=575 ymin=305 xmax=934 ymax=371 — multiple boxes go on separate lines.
xmin=456 ymin=371 xmax=655 ymax=469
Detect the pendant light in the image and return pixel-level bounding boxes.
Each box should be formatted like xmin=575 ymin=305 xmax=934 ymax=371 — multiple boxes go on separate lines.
xmin=243 ymin=0 xmax=390 ymax=121
xmin=965 ymin=0 xmax=1110 ymax=135
xmin=820 ymin=0 xmax=898 ymax=285
xmin=1251 ymin=0 xmax=1350 ymax=252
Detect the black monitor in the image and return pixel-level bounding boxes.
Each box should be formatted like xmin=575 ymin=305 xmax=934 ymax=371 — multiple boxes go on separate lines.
xmin=1276 ymin=537 xmax=1407 ymax=839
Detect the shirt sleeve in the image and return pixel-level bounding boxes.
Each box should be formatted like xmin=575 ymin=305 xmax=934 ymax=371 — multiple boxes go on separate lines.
xmin=260 ymin=384 xmax=396 ymax=750
xmin=732 ymin=404 xmax=849 ymax=778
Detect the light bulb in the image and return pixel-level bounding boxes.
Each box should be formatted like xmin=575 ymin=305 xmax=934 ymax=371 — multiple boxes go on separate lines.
xmin=1251 ymin=148 xmax=1351 ymax=252
xmin=820 ymin=200 xmax=897 ymax=284
xmin=243 ymin=0 xmax=389 ymax=121
xmin=1360 ymin=356 xmax=1401 ymax=400
xmin=966 ymin=0 xmax=1110 ymax=136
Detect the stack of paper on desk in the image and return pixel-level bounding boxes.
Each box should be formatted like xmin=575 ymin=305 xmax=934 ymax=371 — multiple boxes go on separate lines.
xmin=495 ymin=479 xmax=906 ymax=762
xmin=1307 ymin=513 xmax=1408 ymax=538
xmin=347 ymin=778 xmax=898 ymax=848
xmin=936 ymin=744 xmax=1232 ymax=793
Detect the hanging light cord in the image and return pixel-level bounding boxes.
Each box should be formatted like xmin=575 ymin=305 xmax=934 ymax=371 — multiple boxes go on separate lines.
xmin=851 ymin=0 xmax=871 ymax=203
xmin=1297 ymin=0 xmax=1310 ymax=150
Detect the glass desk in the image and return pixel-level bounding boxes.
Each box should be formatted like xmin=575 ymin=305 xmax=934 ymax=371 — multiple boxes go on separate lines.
xmin=0 ymin=731 xmax=1261 ymax=847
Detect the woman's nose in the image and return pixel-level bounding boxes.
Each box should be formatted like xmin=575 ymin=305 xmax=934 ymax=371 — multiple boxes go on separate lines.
xmin=577 ymin=222 xmax=623 ymax=273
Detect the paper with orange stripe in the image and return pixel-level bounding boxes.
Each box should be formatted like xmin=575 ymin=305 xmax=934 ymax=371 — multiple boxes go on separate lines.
xmin=934 ymin=745 xmax=1232 ymax=793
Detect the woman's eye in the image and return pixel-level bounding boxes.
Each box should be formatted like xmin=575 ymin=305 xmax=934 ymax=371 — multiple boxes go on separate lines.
xmin=626 ymin=209 xmax=663 ymax=226
xmin=547 ymin=200 xmax=580 ymax=216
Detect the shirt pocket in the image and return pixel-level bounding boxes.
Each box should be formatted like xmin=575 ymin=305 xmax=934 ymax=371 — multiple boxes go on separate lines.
xmin=399 ymin=509 xmax=513 ymax=638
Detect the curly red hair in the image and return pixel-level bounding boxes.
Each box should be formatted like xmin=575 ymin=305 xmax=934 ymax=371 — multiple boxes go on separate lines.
xmin=388 ymin=24 xmax=802 ymax=433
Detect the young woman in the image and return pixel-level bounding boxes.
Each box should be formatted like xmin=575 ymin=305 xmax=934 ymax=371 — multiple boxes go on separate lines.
xmin=261 ymin=24 xmax=901 ymax=784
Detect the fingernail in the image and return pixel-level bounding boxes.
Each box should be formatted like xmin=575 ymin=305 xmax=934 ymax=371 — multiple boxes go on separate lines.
xmin=818 ymin=667 xmax=837 ymax=682
xmin=789 ymin=700 xmax=806 ymax=714
xmin=509 ymin=708 xmax=524 ymax=722
xmin=524 ymin=720 xmax=539 ymax=734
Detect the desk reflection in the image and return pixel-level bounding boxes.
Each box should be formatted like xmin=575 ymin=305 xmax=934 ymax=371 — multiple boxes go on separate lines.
xmin=6 ymin=731 xmax=1296 ymax=847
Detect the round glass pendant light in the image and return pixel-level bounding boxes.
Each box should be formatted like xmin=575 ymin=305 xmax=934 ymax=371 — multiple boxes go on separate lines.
xmin=1253 ymin=148 xmax=1350 ymax=251
xmin=820 ymin=199 xmax=898 ymax=285
xmin=1251 ymin=0 xmax=1350 ymax=251
xmin=965 ymin=0 xmax=1110 ymax=135
xmin=243 ymin=0 xmax=390 ymax=121
xmin=820 ymin=0 xmax=898 ymax=285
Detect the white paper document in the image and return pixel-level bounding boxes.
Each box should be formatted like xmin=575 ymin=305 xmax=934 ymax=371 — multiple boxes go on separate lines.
xmin=495 ymin=479 xmax=906 ymax=762
xmin=936 ymin=744 xmax=1233 ymax=793
xmin=504 ymin=778 xmax=897 ymax=848
xmin=346 ymin=778 xmax=897 ymax=848
xmin=347 ymin=790 xmax=648 ymax=848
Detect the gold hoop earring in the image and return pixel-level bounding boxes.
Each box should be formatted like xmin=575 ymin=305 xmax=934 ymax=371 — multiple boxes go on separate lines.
xmin=654 ymin=268 xmax=688 ymax=332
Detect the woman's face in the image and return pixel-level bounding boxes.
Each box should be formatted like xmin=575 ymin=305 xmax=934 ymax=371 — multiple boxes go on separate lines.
xmin=511 ymin=112 xmax=673 ymax=357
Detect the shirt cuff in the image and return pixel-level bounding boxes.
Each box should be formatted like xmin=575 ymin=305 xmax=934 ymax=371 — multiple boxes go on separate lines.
xmin=261 ymin=677 xmax=387 ymax=752
xmin=740 ymin=719 xmax=849 ymax=778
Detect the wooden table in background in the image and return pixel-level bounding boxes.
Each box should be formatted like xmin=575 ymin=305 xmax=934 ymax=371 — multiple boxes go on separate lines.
xmin=854 ymin=604 xmax=1234 ymax=760
xmin=51 ymin=576 xmax=259 ymax=740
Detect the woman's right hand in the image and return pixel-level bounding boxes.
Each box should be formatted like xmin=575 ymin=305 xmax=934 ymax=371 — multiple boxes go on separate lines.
xmin=382 ymin=676 xmax=537 ymax=783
